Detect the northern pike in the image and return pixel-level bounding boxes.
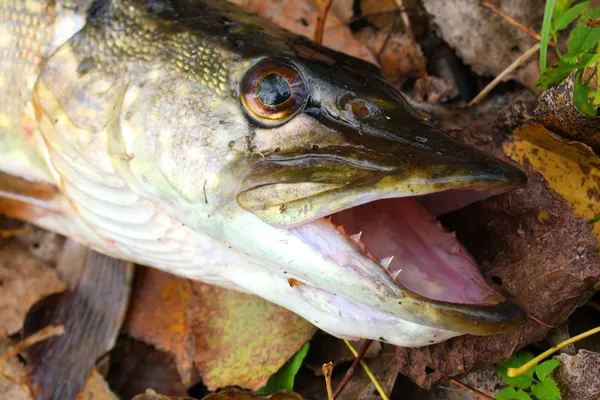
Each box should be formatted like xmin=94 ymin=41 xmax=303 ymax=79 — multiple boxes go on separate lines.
xmin=1 ymin=0 xmax=528 ymax=347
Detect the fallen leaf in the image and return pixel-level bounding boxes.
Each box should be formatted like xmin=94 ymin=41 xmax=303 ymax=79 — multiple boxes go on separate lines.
xmin=356 ymin=27 xmax=426 ymax=89
xmin=504 ymin=123 xmax=600 ymax=242
xmin=554 ymin=350 xmax=600 ymax=400
xmin=0 ymin=240 xmax=65 ymax=339
xmin=126 ymin=267 xmax=196 ymax=386
xmin=422 ymin=0 xmax=545 ymax=76
xmin=395 ymin=92 xmax=600 ymax=389
xmin=533 ymin=73 xmax=600 ymax=151
xmin=132 ymin=389 xmax=304 ymax=400
xmin=228 ymin=0 xmax=377 ymax=64
xmin=106 ymin=339 xmax=189 ymax=399
xmin=191 ymin=282 xmax=316 ymax=391
xmin=77 ymin=370 xmax=119 ymax=400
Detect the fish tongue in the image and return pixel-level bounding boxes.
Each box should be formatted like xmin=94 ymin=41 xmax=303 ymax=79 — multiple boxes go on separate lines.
xmin=331 ymin=197 xmax=503 ymax=305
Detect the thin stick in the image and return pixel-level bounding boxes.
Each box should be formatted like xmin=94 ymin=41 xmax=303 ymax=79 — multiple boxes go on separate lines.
xmin=528 ymin=314 xmax=557 ymax=329
xmin=314 ymin=0 xmax=334 ymax=45
xmin=0 ymin=325 xmax=65 ymax=370
xmin=394 ymin=0 xmax=415 ymax=42
xmin=481 ymin=0 xmax=558 ymax=47
xmin=343 ymin=340 xmax=390 ymax=400
xmin=0 ymin=228 xmax=34 ymax=239
xmin=322 ymin=362 xmax=334 ymax=400
xmin=332 ymin=340 xmax=372 ymax=398
xmin=450 ymin=379 xmax=494 ymax=400
xmin=508 ymin=324 xmax=600 ymax=377
xmin=469 ymin=42 xmax=541 ymax=105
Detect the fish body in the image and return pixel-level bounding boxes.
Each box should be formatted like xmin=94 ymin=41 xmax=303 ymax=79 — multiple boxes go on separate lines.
xmin=1 ymin=0 xmax=528 ymax=346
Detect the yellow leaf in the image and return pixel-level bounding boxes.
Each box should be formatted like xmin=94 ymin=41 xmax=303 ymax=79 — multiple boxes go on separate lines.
xmin=504 ymin=123 xmax=600 ymax=242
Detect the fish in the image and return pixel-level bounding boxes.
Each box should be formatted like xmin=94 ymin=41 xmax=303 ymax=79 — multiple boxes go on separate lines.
xmin=0 ymin=0 xmax=528 ymax=347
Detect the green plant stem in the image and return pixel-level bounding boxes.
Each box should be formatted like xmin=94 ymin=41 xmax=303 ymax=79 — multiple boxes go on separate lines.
xmin=343 ymin=340 xmax=390 ymax=400
xmin=540 ymin=0 xmax=557 ymax=73
xmin=508 ymin=325 xmax=600 ymax=377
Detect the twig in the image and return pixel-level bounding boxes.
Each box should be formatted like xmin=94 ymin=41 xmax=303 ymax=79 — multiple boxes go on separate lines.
xmin=0 ymin=325 xmax=65 ymax=371
xmin=394 ymin=0 xmax=415 ymax=42
xmin=469 ymin=42 xmax=541 ymax=105
xmin=343 ymin=340 xmax=390 ymax=400
xmin=322 ymin=362 xmax=334 ymax=400
xmin=332 ymin=340 xmax=372 ymax=398
xmin=528 ymin=314 xmax=557 ymax=329
xmin=450 ymin=379 xmax=494 ymax=400
xmin=508 ymin=324 xmax=600 ymax=377
xmin=0 ymin=228 xmax=34 ymax=239
xmin=314 ymin=0 xmax=334 ymax=45
xmin=481 ymin=0 xmax=558 ymax=47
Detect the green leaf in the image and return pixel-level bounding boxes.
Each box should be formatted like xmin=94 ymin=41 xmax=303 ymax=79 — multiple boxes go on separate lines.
xmin=554 ymin=0 xmax=575 ymax=15
xmin=497 ymin=352 xmax=536 ymax=389
xmin=536 ymin=59 xmax=579 ymax=89
xmin=574 ymin=70 xmax=598 ymax=116
xmin=497 ymin=387 xmax=533 ymax=400
xmin=256 ymin=342 xmax=310 ymax=395
xmin=554 ymin=1 xmax=590 ymax=31
xmin=567 ymin=8 xmax=600 ymax=52
xmin=541 ymin=0 xmax=558 ymax=73
xmin=535 ymin=359 xmax=561 ymax=381
xmin=531 ymin=378 xmax=562 ymax=400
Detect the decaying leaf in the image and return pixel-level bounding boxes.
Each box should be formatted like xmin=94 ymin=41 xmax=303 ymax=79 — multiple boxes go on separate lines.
xmin=422 ymin=0 xmax=544 ymax=76
xmin=126 ymin=267 xmax=196 ymax=386
xmin=24 ymin=240 xmax=133 ymax=400
xmin=395 ymin=93 xmax=600 ymax=389
xmin=76 ymin=370 xmax=119 ymax=400
xmin=0 ymin=240 xmax=65 ymax=339
xmin=191 ymin=282 xmax=316 ymax=391
xmin=554 ymin=350 xmax=600 ymax=400
xmin=227 ymin=0 xmax=376 ymax=64
xmin=132 ymin=389 xmax=303 ymax=400
xmin=106 ymin=339 xmax=189 ymax=399
xmin=126 ymin=268 xmax=316 ymax=392
xmin=533 ymin=73 xmax=600 ymax=150
xmin=504 ymin=123 xmax=600 ymax=241
xmin=355 ymin=27 xmax=426 ymax=90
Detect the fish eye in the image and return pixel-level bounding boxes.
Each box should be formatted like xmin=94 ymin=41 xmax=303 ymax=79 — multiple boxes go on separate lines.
xmin=241 ymin=59 xmax=307 ymax=125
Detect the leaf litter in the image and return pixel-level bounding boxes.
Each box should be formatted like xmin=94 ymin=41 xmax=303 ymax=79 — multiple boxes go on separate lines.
xmin=2 ymin=0 xmax=600 ymax=399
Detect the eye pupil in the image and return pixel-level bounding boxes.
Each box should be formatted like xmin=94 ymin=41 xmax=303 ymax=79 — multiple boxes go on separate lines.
xmin=257 ymin=73 xmax=291 ymax=106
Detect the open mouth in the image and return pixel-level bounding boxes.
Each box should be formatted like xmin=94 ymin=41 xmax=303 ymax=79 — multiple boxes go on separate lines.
xmin=326 ymin=193 xmax=501 ymax=306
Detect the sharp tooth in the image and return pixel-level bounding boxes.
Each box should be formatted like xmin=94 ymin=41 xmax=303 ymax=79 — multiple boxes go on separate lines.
xmin=392 ymin=269 xmax=402 ymax=280
xmin=350 ymin=231 xmax=362 ymax=243
xmin=380 ymin=256 xmax=394 ymax=269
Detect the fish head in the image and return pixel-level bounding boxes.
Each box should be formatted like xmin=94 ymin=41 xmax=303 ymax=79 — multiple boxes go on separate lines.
xmin=196 ymin=37 xmax=529 ymax=345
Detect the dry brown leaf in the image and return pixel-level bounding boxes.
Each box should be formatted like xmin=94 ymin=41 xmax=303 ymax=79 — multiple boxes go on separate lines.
xmin=202 ymin=390 xmax=304 ymax=400
xmin=227 ymin=0 xmax=377 ymax=64
xmin=504 ymin=123 xmax=600 ymax=242
xmin=554 ymin=350 xmax=600 ymax=400
xmin=191 ymin=282 xmax=316 ymax=391
xmin=76 ymin=370 xmax=119 ymax=400
xmin=106 ymin=339 xmax=189 ymax=399
xmin=422 ymin=0 xmax=544 ymax=76
xmin=533 ymin=73 xmax=600 ymax=151
xmin=126 ymin=267 xmax=196 ymax=386
xmin=394 ymin=93 xmax=600 ymax=389
xmin=0 ymin=240 xmax=65 ymax=339
xmin=356 ymin=27 xmax=426 ymax=89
